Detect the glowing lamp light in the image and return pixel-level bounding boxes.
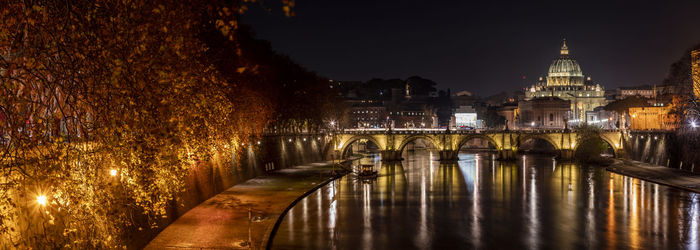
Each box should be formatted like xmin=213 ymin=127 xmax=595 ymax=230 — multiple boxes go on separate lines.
xmin=654 ymin=136 xmax=658 ymax=140
xmin=615 ymin=143 xmax=619 ymax=148
xmin=317 ymin=137 xmax=321 ymax=140
xmin=303 ymin=138 xmax=307 ymax=142
xmin=257 ymin=141 xmax=261 ymax=145
xmin=288 ymin=139 xmax=292 ymax=142
xmin=36 ymin=195 xmax=47 ymax=206
xmin=692 ymin=121 xmax=698 ymax=128
xmin=110 ymin=169 xmax=118 ymax=176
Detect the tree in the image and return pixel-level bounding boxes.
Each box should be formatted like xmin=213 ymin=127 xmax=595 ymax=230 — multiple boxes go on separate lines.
xmin=482 ymin=107 xmax=505 ymax=129
xmin=603 ymin=96 xmax=650 ymax=115
xmin=0 ymin=0 xmax=309 ymax=248
xmin=662 ymin=43 xmax=700 ymax=126
xmin=405 ymin=76 xmax=437 ymax=96
xmin=574 ymin=124 xmax=610 ymax=163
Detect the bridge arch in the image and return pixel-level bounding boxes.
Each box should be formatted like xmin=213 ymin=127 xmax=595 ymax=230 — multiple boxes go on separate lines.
xmin=518 ymin=134 xmax=561 ymax=151
xmin=599 ymin=132 xmax=622 ymax=150
xmin=396 ymin=135 xmax=441 ymax=155
xmin=574 ymin=136 xmax=617 ymax=157
xmin=338 ymin=135 xmax=383 ymax=159
xmin=456 ymin=134 xmax=501 ymax=151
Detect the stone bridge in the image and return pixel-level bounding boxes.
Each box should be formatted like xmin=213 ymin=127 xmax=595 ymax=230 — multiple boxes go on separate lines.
xmin=328 ymin=129 xmax=624 ymax=161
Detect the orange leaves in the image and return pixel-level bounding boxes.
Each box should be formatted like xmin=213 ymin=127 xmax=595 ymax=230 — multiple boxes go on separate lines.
xmin=282 ymin=0 xmax=295 ymax=17
xmin=0 ymin=0 xmax=313 ymax=247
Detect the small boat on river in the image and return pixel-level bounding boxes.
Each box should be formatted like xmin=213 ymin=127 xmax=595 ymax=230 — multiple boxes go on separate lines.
xmin=357 ymin=164 xmax=378 ymax=179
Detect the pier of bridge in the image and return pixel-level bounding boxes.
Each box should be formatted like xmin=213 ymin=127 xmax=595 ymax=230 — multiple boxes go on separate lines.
xmin=327 ymin=129 xmax=624 ymax=161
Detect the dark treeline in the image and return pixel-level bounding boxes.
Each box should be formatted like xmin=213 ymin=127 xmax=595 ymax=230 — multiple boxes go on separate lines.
xmin=0 ymin=0 xmax=341 ymax=248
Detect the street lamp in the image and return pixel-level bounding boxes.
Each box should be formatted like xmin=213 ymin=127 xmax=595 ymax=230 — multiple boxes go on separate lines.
xmin=691 ymin=121 xmax=698 ymax=128
xmin=36 ymin=195 xmax=47 ymax=206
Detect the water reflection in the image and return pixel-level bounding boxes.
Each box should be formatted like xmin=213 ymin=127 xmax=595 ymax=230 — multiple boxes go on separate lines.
xmin=271 ymin=151 xmax=700 ymax=249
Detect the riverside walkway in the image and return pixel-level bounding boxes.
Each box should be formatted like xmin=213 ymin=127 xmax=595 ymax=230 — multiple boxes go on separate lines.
xmin=608 ymin=159 xmax=700 ymax=194
xmin=145 ymin=160 xmax=346 ymax=249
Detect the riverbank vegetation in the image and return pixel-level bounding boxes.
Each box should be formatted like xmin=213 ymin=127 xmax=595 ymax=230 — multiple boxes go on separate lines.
xmin=574 ymin=124 xmax=614 ymax=165
xmin=0 ymin=0 xmax=342 ymax=248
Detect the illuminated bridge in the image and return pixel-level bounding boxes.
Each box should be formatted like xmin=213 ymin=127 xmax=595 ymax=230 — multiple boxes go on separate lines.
xmin=329 ymin=128 xmax=624 ymax=161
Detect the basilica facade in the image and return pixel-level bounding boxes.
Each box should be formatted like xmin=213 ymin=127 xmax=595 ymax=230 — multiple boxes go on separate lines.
xmin=524 ymin=40 xmax=606 ymax=123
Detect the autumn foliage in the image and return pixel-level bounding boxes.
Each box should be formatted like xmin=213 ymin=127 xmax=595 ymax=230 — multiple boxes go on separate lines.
xmin=0 ymin=0 xmax=335 ymax=248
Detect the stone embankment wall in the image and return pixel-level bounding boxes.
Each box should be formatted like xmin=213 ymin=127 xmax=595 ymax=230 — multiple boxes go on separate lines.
xmin=134 ymin=134 xmax=328 ymax=247
xmin=623 ymin=130 xmax=700 ymax=173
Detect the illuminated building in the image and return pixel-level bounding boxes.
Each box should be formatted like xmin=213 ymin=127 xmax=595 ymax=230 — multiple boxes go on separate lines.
xmin=341 ymin=79 xmax=441 ymax=129
xmin=497 ymin=103 xmax=519 ymax=129
xmin=518 ymin=97 xmax=570 ymax=129
xmin=585 ymin=107 xmax=618 ymax=129
xmin=628 ymin=105 xmax=678 ymax=130
xmin=693 ymin=49 xmax=700 ymax=99
xmin=615 ymin=85 xmax=655 ymax=100
xmin=346 ymin=99 xmax=387 ymax=128
xmin=525 ymin=40 xmax=606 ymax=122
xmin=453 ymin=105 xmax=482 ymax=129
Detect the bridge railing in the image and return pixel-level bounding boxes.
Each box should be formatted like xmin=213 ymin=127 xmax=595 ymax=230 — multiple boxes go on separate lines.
xmin=338 ymin=128 xmax=622 ymax=134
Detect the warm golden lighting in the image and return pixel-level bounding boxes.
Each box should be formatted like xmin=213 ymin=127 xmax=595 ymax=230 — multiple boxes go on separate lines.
xmin=36 ymin=195 xmax=47 ymax=206
xmin=110 ymin=169 xmax=118 ymax=176
xmin=629 ymin=105 xmax=678 ymax=130
xmin=692 ymin=50 xmax=699 ymax=99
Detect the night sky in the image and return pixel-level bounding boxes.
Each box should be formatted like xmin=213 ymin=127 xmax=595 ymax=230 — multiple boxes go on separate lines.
xmin=242 ymin=0 xmax=700 ymax=96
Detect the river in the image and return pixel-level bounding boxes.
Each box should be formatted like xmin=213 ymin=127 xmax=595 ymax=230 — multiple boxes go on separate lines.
xmin=270 ymin=150 xmax=700 ymax=249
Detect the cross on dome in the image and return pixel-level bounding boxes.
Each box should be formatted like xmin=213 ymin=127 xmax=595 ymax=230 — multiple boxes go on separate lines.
xmin=560 ymin=39 xmax=569 ymax=55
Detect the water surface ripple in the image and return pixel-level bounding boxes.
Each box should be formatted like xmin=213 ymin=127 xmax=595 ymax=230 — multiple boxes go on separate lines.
xmin=271 ymin=151 xmax=700 ymax=249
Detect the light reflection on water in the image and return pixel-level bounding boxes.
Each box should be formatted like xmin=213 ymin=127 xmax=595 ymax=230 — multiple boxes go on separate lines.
xmin=271 ymin=150 xmax=700 ymax=249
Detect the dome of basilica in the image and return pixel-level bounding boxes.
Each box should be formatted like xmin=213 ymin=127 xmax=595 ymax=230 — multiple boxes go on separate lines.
xmin=546 ymin=40 xmax=584 ymax=86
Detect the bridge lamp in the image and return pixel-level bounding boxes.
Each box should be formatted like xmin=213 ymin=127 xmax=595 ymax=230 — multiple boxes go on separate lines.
xmin=531 ymin=122 xmax=536 ymax=126
xmin=654 ymin=136 xmax=658 ymax=140
xmin=36 ymin=195 xmax=47 ymax=206
xmin=288 ymin=138 xmax=292 ymax=142
xmin=110 ymin=169 xmax=118 ymax=176
xmin=303 ymin=138 xmax=307 ymax=142
xmin=692 ymin=121 xmax=698 ymax=128
xmin=257 ymin=141 xmax=261 ymax=145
